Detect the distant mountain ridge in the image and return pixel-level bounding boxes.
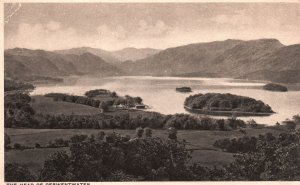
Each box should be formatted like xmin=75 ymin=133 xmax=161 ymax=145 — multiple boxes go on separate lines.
xmin=5 ymin=48 xmax=122 ymax=80
xmin=119 ymin=39 xmax=300 ymax=83
xmin=55 ymin=47 xmax=161 ymax=62
xmin=111 ymin=47 xmax=161 ymax=61
xmin=54 ymin=47 xmax=120 ymax=64
xmin=5 ymin=39 xmax=300 ymax=83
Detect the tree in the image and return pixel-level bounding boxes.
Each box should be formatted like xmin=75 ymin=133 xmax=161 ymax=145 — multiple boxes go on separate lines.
xmin=292 ymin=114 xmax=300 ymax=124
xmin=135 ymin=127 xmax=144 ymax=138
xmin=99 ymin=102 xmax=109 ymax=112
xmin=145 ymin=127 xmax=152 ymax=138
xmin=134 ymin=97 xmax=143 ymax=104
xmin=167 ymin=127 xmax=177 ymax=140
xmin=224 ymin=131 xmax=300 ymax=180
xmin=247 ymin=119 xmax=257 ymax=128
xmin=5 ymin=163 xmax=36 ymax=181
xmin=35 ymin=143 xmax=41 ymax=148
xmin=111 ymin=91 xmax=118 ymax=98
xmin=39 ymin=151 xmax=74 ymax=181
xmin=14 ymin=143 xmax=21 ymax=150
xmin=285 ymin=121 xmax=296 ymax=130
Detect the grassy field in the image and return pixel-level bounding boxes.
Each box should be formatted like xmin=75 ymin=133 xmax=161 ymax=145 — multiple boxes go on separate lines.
xmin=31 ymin=96 xmax=104 ymax=115
xmin=5 ymin=127 xmax=285 ymax=175
xmin=30 ymin=95 xmax=156 ymax=117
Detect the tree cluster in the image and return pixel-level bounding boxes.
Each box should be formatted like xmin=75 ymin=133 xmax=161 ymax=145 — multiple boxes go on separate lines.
xmin=263 ymin=83 xmax=288 ymax=92
xmin=38 ymin=131 xmax=194 ymax=181
xmin=4 ymin=93 xmax=37 ymax=128
xmin=4 ymin=78 xmax=35 ymax=92
xmin=214 ymin=136 xmax=258 ymax=153
xmin=223 ymin=131 xmax=300 ymax=180
xmin=45 ymin=93 xmax=107 ymax=108
xmin=84 ymin=89 xmax=117 ymax=98
xmin=185 ymin=93 xmax=274 ymax=113
xmin=45 ymin=92 xmax=143 ymax=109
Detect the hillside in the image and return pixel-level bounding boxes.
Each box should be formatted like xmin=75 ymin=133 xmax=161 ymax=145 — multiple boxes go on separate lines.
xmin=54 ymin=47 xmax=120 ymax=64
xmin=121 ymin=39 xmax=244 ymax=75
xmin=239 ymin=70 xmax=300 ymax=84
xmin=119 ymin=39 xmax=300 ymax=83
xmin=111 ymin=47 xmax=160 ymax=61
xmin=4 ymin=48 xmax=122 ymax=80
xmin=55 ymin=47 xmax=160 ymax=62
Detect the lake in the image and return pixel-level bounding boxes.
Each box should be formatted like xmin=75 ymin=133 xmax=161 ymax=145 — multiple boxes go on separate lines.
xmin=31 ymin=76 xmax=300 ymax=125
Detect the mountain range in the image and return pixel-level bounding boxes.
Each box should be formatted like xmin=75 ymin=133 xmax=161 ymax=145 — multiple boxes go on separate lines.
xmin=4 ymin=38 xmax=300 ymax=83
xmin=120 ymin=39 xmax=300 ymax=83
xmin=55 ymin=47 xmax=161 ymax=63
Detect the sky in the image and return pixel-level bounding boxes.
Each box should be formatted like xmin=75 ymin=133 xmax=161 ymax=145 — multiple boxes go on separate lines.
xmin=4 ymin=3 xmax=300 ymax=51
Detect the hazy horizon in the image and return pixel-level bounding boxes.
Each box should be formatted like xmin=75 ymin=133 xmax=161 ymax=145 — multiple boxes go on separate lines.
xmin=5 ymin=3 xmax=300 ymax=51
xmin=4 ymin=37 xmax=297 ymax=52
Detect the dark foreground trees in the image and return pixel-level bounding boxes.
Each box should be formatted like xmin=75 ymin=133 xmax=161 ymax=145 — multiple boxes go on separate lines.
xmin=5 ymin=128 xmax=300 ymax=181
xmin=224 ymin=131 xmax=300 ymax=180
xmin=5 ymin=163 xmax=36 ymax=182
xmin=38 ymin=130 xmax=300 ymax=181
xmin=6 ymin=129 xmax=300 ymax=181
xmin=38 ymin=130 xmax=192 ymax=181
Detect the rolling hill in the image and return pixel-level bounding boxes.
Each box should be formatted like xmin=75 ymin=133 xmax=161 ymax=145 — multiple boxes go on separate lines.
xmin=55 ymin=47 xmax=120 ymax=64
xmin=4 ymin=48 xmax=122 ymax=80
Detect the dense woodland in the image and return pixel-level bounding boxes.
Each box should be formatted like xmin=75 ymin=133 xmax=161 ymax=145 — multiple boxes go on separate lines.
xmin=184 ymin=93 xmax=274 ymax=113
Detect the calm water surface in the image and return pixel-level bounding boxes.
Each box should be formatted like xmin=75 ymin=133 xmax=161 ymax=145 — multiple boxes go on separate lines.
xmin=32 ymin=76 xmax=300 ymax=125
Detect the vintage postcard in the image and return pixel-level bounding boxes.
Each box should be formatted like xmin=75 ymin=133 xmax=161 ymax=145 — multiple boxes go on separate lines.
xmin=2 ymin=0 xmax=300 ymax=183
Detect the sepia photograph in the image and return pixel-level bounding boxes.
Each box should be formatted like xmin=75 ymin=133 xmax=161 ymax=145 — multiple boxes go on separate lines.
xmin=3 ymin=1 xmax=300 ymax=182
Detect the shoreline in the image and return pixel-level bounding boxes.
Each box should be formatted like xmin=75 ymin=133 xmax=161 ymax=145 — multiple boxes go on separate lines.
xmin=184 ymin=106 xmax=274 ymax=117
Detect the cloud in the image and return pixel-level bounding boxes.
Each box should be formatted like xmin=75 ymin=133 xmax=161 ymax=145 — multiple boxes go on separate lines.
xmin=97 ymin=24 xmax=126 ymax=40
xmin=136 ymin=20 xmax=169 ymax=37
xmin=6 ymin=21 xmax=81 ymax=50
xmin=5 ymin=17 xmax=300 ymax=51
xmin=212 ymin=10 xmax=254 ymax=28
xmin=6 ymin=20 xmax=172 ymax=50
